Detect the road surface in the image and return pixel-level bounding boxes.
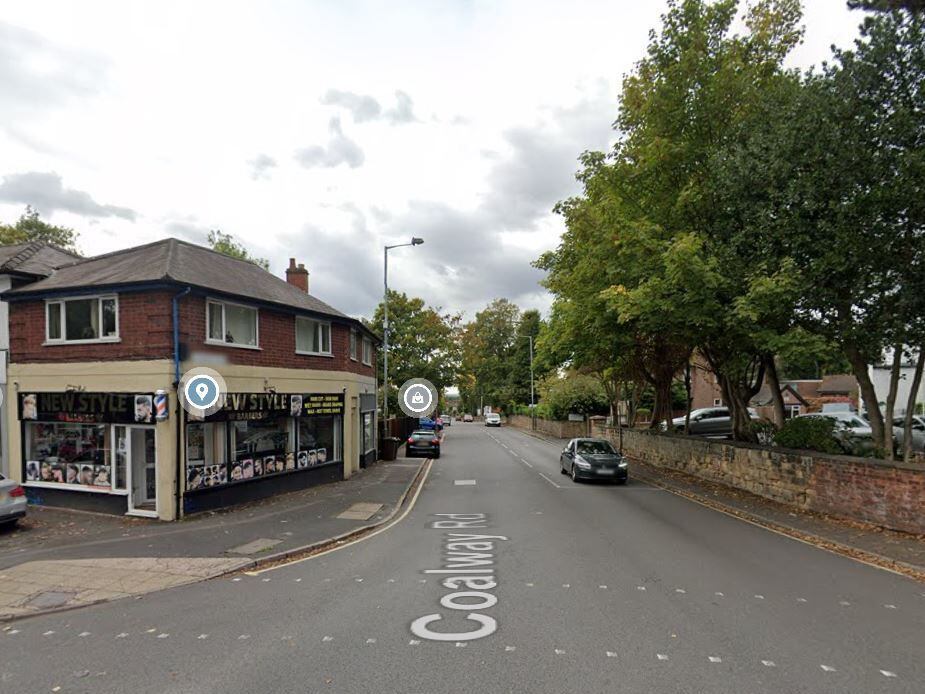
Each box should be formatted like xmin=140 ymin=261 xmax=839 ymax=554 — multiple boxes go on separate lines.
xmin=2 ymin=424 xmax=923 ymax=693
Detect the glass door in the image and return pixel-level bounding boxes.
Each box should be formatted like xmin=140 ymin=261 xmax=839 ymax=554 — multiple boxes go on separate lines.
xmin=127 ymin=427 xmax=157 ymax=516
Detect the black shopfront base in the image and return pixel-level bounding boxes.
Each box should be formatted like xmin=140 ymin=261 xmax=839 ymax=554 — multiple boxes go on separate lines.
xmin=183 ymin=462 xmax=343 ymax=516
xmin=25 ymin=486 xmax=128 ymax=516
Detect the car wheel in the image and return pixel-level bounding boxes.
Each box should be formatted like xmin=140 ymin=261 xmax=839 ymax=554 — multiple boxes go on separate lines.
xmin=559 ymin=462 xmax=567 ymax=475
xmin=614 ymin=478 xmax=627 ymax=486
xmin=570 ymin=465 xmax=580 ymax=483
xmin=433 ymin=452 xmax=440 ymax=459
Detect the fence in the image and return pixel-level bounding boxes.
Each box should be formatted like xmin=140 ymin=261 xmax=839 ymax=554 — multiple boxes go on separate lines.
xmin=506 ymin=414 xmax=590 ymax=439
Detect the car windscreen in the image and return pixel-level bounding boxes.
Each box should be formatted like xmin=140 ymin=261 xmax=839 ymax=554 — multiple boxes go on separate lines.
xmin=576 ymin=441 xmax=616 ymax=455
xmin=411 ymin=431 xmax=436 ymax=439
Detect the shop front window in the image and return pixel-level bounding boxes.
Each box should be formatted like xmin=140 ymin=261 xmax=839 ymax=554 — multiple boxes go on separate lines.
xmin=24 ymin=422 xmax=113 ymax=490
xmin=297 ymin=416 xmax=340 ymax=467
xmin=186 ymin=422 xmax=229 ymax=490
xmin=229 ymin=417 xmax=293 ymax=481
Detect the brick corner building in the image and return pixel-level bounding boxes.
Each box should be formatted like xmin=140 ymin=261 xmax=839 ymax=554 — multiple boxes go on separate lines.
xmin=2 ymin=238 xmax=379 ymax=521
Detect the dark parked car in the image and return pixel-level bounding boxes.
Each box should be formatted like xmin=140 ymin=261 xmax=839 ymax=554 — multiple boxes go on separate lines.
xmin=406 ymin=430 xmax=441 ymax=459
xmin=666 ymin=407 xmax=759 ymax=437
xmin=559 ymin=438 xmax=628 ymax=484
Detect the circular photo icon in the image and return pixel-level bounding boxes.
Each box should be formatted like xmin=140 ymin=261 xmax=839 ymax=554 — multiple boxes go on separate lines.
xmin=179 ymin=367 xmax=228 ymax=418
xmin=398 ymin=378 xmax=438 ymax=417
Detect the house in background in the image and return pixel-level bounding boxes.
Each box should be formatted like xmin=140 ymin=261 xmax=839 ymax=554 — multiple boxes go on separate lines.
xmin=751 ymin=380 xmax=822 ymax=420
xmin=2 ymin=238 xmax=379 ymax=521
xmin=0 ymin=242 xmax=81 ymax=476
xmin=867 ymin=351 xmax=925 ymax=416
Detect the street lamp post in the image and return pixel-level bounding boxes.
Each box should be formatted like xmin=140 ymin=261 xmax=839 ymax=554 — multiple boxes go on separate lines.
xmin=383 ymin=237 xmax=424 ymax=425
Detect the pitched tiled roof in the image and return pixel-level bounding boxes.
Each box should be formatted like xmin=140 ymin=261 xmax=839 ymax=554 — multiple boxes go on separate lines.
xmin=0 ymin=242 xmax=80 ymax=277
xmin=5 ymin=238 xmax=350 ymax=320
xmin=818 ymin=374 xmax=858 ymax=394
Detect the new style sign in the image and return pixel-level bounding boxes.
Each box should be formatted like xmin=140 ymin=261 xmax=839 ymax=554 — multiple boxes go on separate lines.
xmin=202 ymin=393 xmax=345 ymax=421
xmin=19 ymin=392 xmax=158 ymax=424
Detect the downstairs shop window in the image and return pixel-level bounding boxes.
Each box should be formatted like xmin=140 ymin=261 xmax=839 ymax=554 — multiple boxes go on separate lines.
xmin=298 ymin=415 xmax=340 ymax=466
xmin=24 ymin=423 xmax=114 ymax=490
xmin=229 ymin=417 xmax=294 ymax=481
xmin=186 ymin=422 xmax=227 ymax=490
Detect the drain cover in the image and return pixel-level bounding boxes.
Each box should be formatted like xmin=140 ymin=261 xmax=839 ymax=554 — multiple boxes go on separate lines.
xmin=228 ymin=538 xmax=283 ymax=555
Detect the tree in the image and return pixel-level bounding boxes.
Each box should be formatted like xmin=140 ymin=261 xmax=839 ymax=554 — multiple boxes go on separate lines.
xmin=371 ymin=290 xmax=460 ymax=413
xmin=538 ymin=372 xmax=609 ymax=420
xmin=0 ymin=206 xmax=79 ymax=251
xmin=207 ymin=230 xmax=269 ymax=270
xmin=847 ymin=1 xmax=924 ymax=12
xmin=457 ymin=299 xmax=522 ymax=413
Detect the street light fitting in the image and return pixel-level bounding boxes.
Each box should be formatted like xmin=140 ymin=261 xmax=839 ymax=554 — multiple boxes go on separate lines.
xmin=411 ymin=237 xmax=424 ymax=246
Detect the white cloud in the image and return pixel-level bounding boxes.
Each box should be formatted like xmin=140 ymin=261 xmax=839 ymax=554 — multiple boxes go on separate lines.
xmin=0 ymin=171 xmax=136 ymax=221
xmin=294 ymin=117 xmax=365 ymax=169
xmin=247 ymin=153 xmax=277 ymax=180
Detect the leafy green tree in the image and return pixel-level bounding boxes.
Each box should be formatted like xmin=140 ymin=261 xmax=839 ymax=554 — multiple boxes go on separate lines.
xmin=457 ymin=299 xmax=521 ymax=413
xmin=207 ymin=230 xmax=269 ymax=270
xmin=0 ymin=206 xmax=79 ymax=251
xmin=538 ymin=372 xmax=609 ymax=420
xmin=847 ymin=0 xmax=924 ymax=12
xmin=372 ymin=290 xmax=460 ymax=412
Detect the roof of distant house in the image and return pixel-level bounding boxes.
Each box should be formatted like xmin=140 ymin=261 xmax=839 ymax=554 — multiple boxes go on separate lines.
xmin=751 ymin=382 xmax=810 ymax=407
xmin=3 ymin=238 xmax=363 ymax=327
xmin=818 ymin=374 xmax=858 ymax=394
xmin=0 ymin=242 xmax=80 ymax=278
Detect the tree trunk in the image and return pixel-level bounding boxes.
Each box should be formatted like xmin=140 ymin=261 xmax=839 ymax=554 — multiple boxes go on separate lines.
xmin=844 ymin=344 xmax=884 ymax=450
xmin=764 ymin=354 xmax=786 ymax=428
xmin=882 ymin=343 xmax=904 ymax=460
xmin=902 ymin=344 xmax=925 ymax=463
xmin=683 ymin=362 xmax=693 ymax=435
xmin=650 ymin=374 xmax=674 ymax=431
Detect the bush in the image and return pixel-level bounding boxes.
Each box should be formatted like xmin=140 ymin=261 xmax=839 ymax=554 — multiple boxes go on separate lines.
xmin=773 ymin=417 xmax=842 ymax=454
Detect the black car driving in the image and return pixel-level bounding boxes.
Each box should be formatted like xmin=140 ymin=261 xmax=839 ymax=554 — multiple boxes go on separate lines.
xmin=559 ymin=438 xmax=628 ymax=484
xmin=405 ymin=429 xmax=442 ymax=459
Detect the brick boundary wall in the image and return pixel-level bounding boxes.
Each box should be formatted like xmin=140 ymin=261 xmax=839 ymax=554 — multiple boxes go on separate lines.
xmin=589 ymin=421 xmax=925 ymax=536
xmin=506 ymin=415 xmax=590 ymax=441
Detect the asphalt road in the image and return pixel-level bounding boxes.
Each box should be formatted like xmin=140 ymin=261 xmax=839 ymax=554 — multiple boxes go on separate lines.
xmin=2 ymin=424 xmax=924 ymax=694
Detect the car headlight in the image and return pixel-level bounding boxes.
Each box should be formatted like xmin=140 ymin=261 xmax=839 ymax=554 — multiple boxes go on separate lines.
xmin=618 ymin=461 xmax=628 ymax=468
xmin=575 ymin=458 xmax=591 ymax=470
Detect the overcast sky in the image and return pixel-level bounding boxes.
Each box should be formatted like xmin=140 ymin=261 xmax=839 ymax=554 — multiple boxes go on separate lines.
xmin=1 ymin=0 xmax=863 ymax=321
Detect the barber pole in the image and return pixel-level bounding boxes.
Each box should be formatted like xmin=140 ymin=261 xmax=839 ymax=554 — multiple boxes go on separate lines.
xmin=154 ymin=390 xmax=168 ymax=421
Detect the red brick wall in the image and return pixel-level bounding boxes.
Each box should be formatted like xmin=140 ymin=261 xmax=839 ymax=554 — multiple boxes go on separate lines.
xmin=591 ymin=422 xmax=925 ymax=535
xmin=8 ymin=291 xmax=376 ymax=378
xmin=9 ymin=291 xmax=175 ymax=362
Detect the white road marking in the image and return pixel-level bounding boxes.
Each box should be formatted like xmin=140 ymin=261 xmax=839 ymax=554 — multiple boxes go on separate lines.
xmin=675 ymin=588 xmax=686 ymax=594
xmin=294 ymin=578 xmax=302 ymax=583
xmin=839 ymin=600 xmax=851 ymax=606
xmin=454 ymin=480 xmax=477 ymax=486
xmin=78 ymin=632 xmax=91 ymax=637
xmin=657 ymin=654 xmax=669 ymax=661
xmin=409 ymin=639 xmax=421 ymax=645
xmin=797 ymin=597 xmax=807 ymax=602
xmin=115 ymin=633 xmax=128 ymax=639
xmin=355 ymin=578 xmax=364 ymax=582
xmin=322 ymin=636 xmax=333 ymax=642
xmin=884 ymin=604 xmax=896 ymax=609
xmin=562 ymin=584 xmax=571 ymax=588
xmin=455 ymin=642 xmax=467 ymax=648
xmin=538 ymin=472 xmax=562 ymax=488
xmin=599 ymin=585 xmax=608 ymax=589
xmin=6 ymin=629 xmax=20 ymax=635
xmin=880 ymin=670 xmax=898 ymax=678
xmin=388 ymin=579 xmax=396 ymax=583
xmin=157 ymin=633 xmax=169 ymax=639
xmin=754 ymin=594 xmax=765 ymax=600
xmin=637 ymin=586 xmax=646 ymax=591
xmin=820 ymin=664 xmax=836 ymax=672
xmin=521 ymin=459 xmax=534 ymax=468
xmin=198 ymin=634 xmax=209 ymax=640
xmin=762 ymin=660 xmax=776 ymax=667
xmin=238 ymin=635 xmax=250 ymax=640
xmin=525 ymin=582 xmax=534 ymax=587
xmin=261 ymin=578 xmax=271 ymax=583
xmin=505 ymin=646 xmax=516 ymax=652
xmin=366 ymin=638 xmax=376 ymax=644
xmin=232 ymin=578 xmax=242 ymax=582
xmin=554 ymin=649 xmax=566 ymax=655
xmin=715 ymin=592 xmax=724 ymax=597
xmin=606 ymin=651 xmax=618 ymax=658
xmin=708 ymin=656 xmax=722 ymax=663
xmin=42 ymin=630 xmax=55 ymax=636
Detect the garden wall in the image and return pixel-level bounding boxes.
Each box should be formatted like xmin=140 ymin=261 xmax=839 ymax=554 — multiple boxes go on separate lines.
xmin=589 ymin=422 xmax=925 ymax=535
xmin=506 ymin=415 xmax=589 ymax=440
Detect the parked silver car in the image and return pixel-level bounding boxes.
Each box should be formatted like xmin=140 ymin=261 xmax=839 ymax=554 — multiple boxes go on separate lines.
xmin=892 ymin=415 xmax=925 ymax=453
xmin=797 ymin=412 xmax=902 ymax=455
xmin=0 ymin=473 xmax=27 ymax=527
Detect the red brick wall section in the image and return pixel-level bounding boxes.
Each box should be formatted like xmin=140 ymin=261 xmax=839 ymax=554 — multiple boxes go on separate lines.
xmin=8 ymin=291 xmax=376 ymax=378
xmin=589 ymin=422 xmax=925 ymax=535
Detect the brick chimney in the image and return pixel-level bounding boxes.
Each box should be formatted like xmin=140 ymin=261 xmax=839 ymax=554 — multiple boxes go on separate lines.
xmin=285 ymin=257 xmax=310 ymax=293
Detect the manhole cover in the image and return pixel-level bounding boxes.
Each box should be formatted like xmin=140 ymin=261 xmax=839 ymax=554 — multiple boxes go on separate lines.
xmin=25 ymin=591 xmax=77 ymax=609
xmin=337 ymin=503 xmax=383 ymax=520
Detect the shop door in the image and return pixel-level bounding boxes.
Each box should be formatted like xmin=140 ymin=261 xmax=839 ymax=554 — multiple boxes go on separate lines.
xmin=127 ymin=427 xmax=157 ymax=516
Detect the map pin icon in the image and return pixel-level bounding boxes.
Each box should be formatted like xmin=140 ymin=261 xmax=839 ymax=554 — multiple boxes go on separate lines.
xmin=195 ymin=382 xmax=209 ymax=402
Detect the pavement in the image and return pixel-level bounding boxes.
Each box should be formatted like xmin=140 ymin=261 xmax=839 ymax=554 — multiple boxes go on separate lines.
xmin=1 ymin=424 xmax=924 ymax=693
xmin=0 ymin=456 xmax=425 ymax=620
